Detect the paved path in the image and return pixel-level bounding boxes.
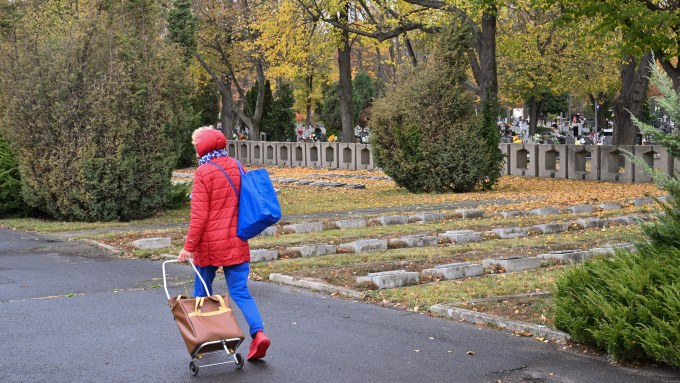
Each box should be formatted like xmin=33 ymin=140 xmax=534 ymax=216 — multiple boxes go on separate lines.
xmin=50 ymin=198 xmax=537 ymax=240
xmin=1 ymin=228 xmax=678 ymax=382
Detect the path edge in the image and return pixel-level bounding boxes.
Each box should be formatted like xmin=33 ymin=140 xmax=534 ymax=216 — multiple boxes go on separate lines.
xmin=429 ymin=304 xmax=571 ymax=341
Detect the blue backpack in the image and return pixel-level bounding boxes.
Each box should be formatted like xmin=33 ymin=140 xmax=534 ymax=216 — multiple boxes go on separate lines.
xmin=206 ymin=160 xmax=281 ymax=241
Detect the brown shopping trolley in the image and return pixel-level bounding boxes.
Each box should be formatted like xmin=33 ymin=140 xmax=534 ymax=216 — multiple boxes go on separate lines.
xmin=163 ymin=260 xmax=245 ymax=375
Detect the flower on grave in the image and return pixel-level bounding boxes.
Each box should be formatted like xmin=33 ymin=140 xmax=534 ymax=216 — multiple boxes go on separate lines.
xmin=532 ymin=133 xmax=541 ymax=143
xmin=328 ymin=134 xmax=337 ymax=142
xmin=297 ymin=128 xmax=303 ymax=134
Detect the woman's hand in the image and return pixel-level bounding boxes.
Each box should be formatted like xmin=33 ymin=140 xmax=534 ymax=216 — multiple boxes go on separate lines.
xmin=178 ymin=249 xmax=193 ymax=263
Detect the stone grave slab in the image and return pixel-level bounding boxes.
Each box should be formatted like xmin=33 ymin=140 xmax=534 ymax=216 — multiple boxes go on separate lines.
xmin=356 ymin=270 xmax=419 ymax=289
xmin=594 ymin=203 xmax=621 ymax=210
xmin=496 ymin=210 xmax=525 ymax=218
xmin=438 ymin=230 xmax=483 ymax=244
xmin=532 ymin=223 xmax=568 ymax=234
xmin=422 ymin=263 xmax=483 ymax=280
xmin=130 ymin=238 xmax=171 ymax=250
xmin=326 ymin=219 xmax=367 ymax=230
xmin=590 ymin=243 xmax=636 ymax=255
xmin=483 ymin=256 xmax=541 ymax=272
xmin=286 ymin=244 xmax=336 ymax=258
xmin=389 ymin=235 xmax=437 ymax=248
xmin=571 ymin=219 xmax=608 ymax=230
xmin=409 ymin=212 xmax=446 ymax=223
xmin=456 ymin=209 xmax=485 ymax=219
xmin=250 ymin=249 xmax=278 ymax=263
xmin=376 ymin=215 xmax=408 ymax=226
xmin=282 ymin=222 xmax=324 ymax=234
xmin=338 ymin=239 xmax=388 ymax=253
xmin=490 ymin=227 xmax=528 ymax=239
xmin=257 ymin=226 xmax=277 ymax=237
xmin=537 ymin=250 xmax=591 ymax=264
xmin=564 ymin=205 xmax=593 ymax=214
xmin=624 ymin=198 xmax=655 ymax=206
xmin=526 ymin=207 xmax=561 ymax=216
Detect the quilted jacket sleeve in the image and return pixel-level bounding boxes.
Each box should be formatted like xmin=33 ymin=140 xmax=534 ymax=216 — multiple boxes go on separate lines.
xmin=184 ymin=169 xmax=210 ymax=252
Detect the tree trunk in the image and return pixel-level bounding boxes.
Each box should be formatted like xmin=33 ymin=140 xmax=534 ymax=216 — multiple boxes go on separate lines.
xmin=468 ymin=9 xmax=498 ymax=105
xmin=528 ymin=95 xmax=538 ymax=136
xmin=656 ymin=51 xmax=680 ymax=91
xmin=337 ymin=8 xmax=354 ymax=143
xmin=589 ymin=92 xmax=606 ymax=129
xmin=405 ymin=36 xmax=417 ymax=66
xmin=306 ymin=74 xmax=313 ymax=128
xmin=220 ymin=89 xmax=233 ymax=141
xmin=613 ymin=53 xmax=652 ymax=145
xmin=375 ymin=47 xmax=383 ymax=98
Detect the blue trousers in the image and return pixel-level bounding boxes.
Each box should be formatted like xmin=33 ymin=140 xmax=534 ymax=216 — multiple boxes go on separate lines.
xmin=193 ymin=262 xmax=264 ymax=338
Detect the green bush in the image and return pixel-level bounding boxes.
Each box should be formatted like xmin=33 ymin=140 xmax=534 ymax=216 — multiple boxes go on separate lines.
xmin=553 ymin=59 xmax=680 ymax=367
xmin=166 ymin=182 xmax=193 ymax=210
xmin=0 ymin=136 xmax=26 ymax=216
xmin=369 ymin=23 xmax=500 ymax=193
xmin=322 ymin=71 xmax=375 ymax=132
xmin=552 ymin=247 xmax=680 ymax=367
xmin=0 ymin=0 xmax=188 ymax=222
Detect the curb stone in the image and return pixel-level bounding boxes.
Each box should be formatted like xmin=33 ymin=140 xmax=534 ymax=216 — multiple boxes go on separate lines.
xmin=269 ymin=273 xmax=363 ymax=299
xmin=81 ymin=239 xmax=123 ymax=255
xmin=429 ymin=304 xmax=571 ymax=341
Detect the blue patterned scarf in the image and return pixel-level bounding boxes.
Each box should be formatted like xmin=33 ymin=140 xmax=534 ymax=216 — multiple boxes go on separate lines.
xmin=190 ymin=149 xmax=229 ymax=200
xmin=198 ymin=148 xmax=229 ymax=166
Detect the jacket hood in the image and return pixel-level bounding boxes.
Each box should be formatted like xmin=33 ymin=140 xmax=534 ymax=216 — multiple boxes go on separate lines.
xmin=195 ymin=129 xmax=227 ymax=157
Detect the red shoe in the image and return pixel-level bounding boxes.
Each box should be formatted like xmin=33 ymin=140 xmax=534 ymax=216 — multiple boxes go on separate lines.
xmin=247 ymin=331 xmax=270 ymax=360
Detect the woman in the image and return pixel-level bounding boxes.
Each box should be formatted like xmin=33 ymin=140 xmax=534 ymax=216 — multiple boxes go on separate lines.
xmin=178 ymin=127 xmax=270 ymax=361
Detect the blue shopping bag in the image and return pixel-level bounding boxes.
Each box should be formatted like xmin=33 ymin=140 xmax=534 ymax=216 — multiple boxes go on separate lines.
xmin=207 ymin=160 xmax=281 ymax=241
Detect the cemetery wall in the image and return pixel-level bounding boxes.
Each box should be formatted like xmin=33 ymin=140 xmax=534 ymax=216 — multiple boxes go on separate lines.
xmin=236 ymin=141 xmax=674 ymax=183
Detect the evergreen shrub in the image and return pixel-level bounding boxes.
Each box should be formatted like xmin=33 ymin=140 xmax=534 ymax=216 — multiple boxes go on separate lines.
xmin=0 ymin=0 xmax=189 ymax=221
xmin=0 ymin=136 xmax=26 ymax=216
xmin=553 ymin=60 xmax=680 ymax=367
xmin=166 ymin=182 xmax=193 ymax=210
xmin=369 ymin=23 xmax=501 ymax=193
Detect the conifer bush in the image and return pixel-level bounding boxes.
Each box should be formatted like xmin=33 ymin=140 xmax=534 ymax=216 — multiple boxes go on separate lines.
xmin=0 ymin=136 xmax=26 ymax=216
xmin=0 ymin=0 xmax=189 ymax=221
xmin=552 ymin=60 xmax=680 ymax=367
xmin=369 ymin=24 xmax=502 ymax=193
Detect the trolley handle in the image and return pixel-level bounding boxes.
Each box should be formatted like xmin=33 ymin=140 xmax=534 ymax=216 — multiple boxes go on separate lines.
xmin=162 ymin=260 xmax=210 ymax=300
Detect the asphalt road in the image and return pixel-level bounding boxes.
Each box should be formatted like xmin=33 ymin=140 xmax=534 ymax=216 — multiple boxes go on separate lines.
xmin=1 ymin=228 xmax=678 ymax=383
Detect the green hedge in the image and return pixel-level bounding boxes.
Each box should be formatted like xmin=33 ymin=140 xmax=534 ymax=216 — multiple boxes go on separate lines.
xmin=552 ymin=246 xmax=680 ymax=367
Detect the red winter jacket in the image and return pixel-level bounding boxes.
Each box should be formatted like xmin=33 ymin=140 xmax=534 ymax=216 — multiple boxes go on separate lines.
xmin=184 ymin=129 xmax=250 ymax=267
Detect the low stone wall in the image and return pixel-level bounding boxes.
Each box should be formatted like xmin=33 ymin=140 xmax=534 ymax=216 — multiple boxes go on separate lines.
xmin=238 ymin=141 xmax=674 ymax=183
xmin=499 ymin=143 xmax=676 ymax=183
xmin=229 ymin=141 xmax=375 ymax=170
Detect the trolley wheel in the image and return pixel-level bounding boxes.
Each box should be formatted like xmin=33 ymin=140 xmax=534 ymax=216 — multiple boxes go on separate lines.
xmin=189 ymin=360 xmax=199 ymax=376
xmin=235 ymin=353 xmax=244 ymax=369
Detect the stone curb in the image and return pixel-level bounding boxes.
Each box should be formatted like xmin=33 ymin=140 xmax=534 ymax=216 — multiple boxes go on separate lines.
xmin=81 ymin=239 xmax=123 ymax=255
xmin=429 ymin=304 xmax=571 ymax=341
xmin=269 ymin=273 xmax=364 ymax=300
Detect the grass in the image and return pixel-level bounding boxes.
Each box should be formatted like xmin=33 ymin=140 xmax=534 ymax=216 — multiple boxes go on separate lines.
xmin=453 ymin=296 xmax=555 ymax=328
xmin=0 ymin=204 xmax=191 ymax=233
xmin=373 ymin=267 xmax=565 ymax=312
xmin=0 ymin=164 xmax=663 ymax=234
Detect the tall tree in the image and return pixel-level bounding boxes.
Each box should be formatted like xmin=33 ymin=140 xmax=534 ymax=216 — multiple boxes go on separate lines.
xmin=194 ymin=0 xmax=266 ymax=140
xmin=549 ymin=0 xmax=680 ymax=144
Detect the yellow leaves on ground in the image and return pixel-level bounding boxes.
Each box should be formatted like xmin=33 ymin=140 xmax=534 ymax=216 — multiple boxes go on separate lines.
xmin=178 ymin=166 xmax=663 ymax=215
